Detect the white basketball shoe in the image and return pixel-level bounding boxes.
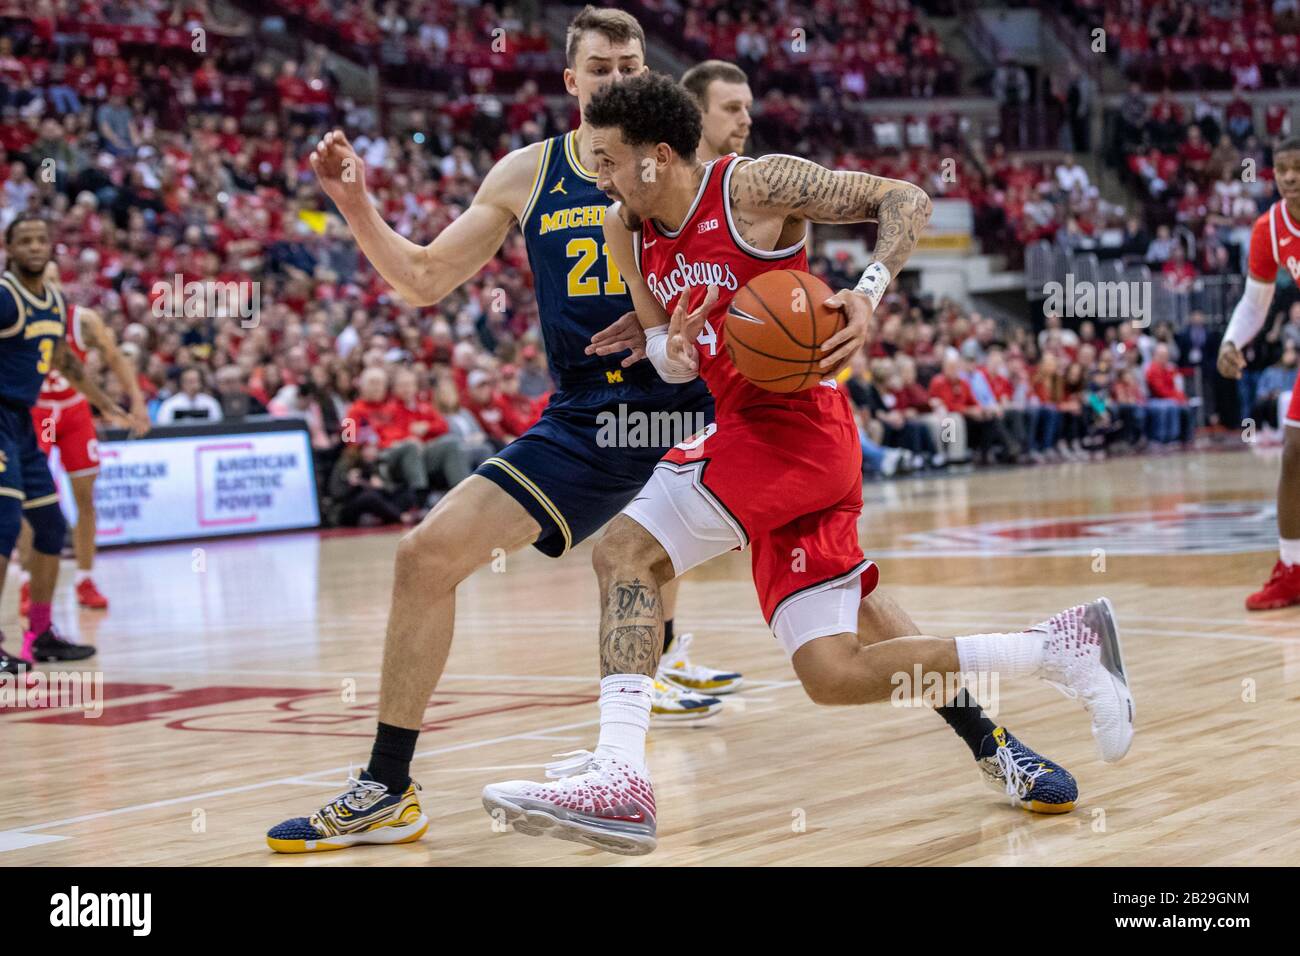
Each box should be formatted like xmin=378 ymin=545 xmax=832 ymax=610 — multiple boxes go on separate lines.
xmin=1033 ymin=597 xmax=1135 ymax=762
xmin=482 ymin=750 xmax=657 ymax=855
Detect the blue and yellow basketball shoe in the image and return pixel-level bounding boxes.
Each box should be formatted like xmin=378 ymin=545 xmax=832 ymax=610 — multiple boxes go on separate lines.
xmin=651 ymin=678 xmax=723 ymax=721
xmin=266 ymin=772 xmax=428 ymax=853
xmin=657 ymin=633 xmax=743 ymax=695
xmin=977 ymin=727 xmax=1078 ymax=814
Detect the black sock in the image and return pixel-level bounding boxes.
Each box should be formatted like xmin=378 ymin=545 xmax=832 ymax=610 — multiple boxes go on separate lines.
xmin=367 ymin=722 xmax=419 ymax=793
xmin=937 ymin=688 xmax=998 ymax=759
xmin=662 ymin=618 xmax=675 ymax=655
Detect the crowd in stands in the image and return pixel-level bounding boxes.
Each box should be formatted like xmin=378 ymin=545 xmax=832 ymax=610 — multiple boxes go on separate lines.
xmin=1111 ymin=83 xmax=1289 ymax=271
xmin=244 ymin=0 xmax=563 ymax=93
xmin=620 ymin=0 xmax=959 ymax=99
xmin=839 ymin=288 xmax=1295 ymax=479
xmin=1061 ymin=0 xmax=1300 ymax=91
xmin=1 ymin=1 xmax=1296 ymax=527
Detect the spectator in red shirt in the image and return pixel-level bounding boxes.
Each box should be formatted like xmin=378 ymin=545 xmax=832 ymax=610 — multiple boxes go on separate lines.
xmin=495 ymin=364 xmax=542 ymax=435
xmin=1161 ymin=244 xmax=1197 ymax=293
xmin=462 ymin=368 xmax=516 ymax=449
xmin=343 ymin=367 xmax=424 ymax=513
xmin=391 ymin=368 xmax=471 ymax=492
xmin=928 ymin=351 xmax=991 ymax=461
xmin=1144 ymin=344 xmax=1193 ymax=444
xmin=927 ymin=351 xmax=978 ymax=412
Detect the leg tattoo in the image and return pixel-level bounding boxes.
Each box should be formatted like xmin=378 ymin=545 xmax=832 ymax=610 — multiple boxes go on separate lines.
xmin=600 ymin=577 xmax=662 ymax=677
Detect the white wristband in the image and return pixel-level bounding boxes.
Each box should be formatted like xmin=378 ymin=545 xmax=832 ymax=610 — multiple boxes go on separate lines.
xmin=644 ymin=324 xmax=698 ymax=384
xmin=854 ymin=261 xmax=891 ymax=310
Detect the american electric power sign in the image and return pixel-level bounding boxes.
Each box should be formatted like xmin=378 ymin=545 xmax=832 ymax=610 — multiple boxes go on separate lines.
xmin=52 ymin=428 xmax=320 ymax=546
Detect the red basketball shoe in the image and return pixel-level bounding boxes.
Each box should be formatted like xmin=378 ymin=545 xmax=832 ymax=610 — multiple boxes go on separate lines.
xmin=76 ymin=577 xmax=109 ymax=610
xmin=1245 ymin=560 xmax=1300 ymax=611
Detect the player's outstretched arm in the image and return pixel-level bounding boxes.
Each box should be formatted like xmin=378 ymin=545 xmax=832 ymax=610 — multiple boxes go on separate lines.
xmin=310 ymin=130 xmax=538 ymax=307
xmin=51 ymin=338 xmax=131 ymax=429
xmin=79 ymin=307 xmax=150 ymax=435
xmin=730 ymin=154 xmax=934 ymax=373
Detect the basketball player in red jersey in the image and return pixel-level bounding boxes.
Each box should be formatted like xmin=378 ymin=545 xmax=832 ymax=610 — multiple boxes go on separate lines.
xmin=1218 ymin=137 xmax=1300 ymax=611
xmin=584 ymin=60 xmax=1086 ymax=815
xmin=481 ymin=74 xmax=1135 ymax=854
xmin=16 ymin=263 xmax=150 ymax=613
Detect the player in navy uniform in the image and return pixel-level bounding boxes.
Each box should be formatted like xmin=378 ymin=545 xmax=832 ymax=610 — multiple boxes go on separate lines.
xmin=0 ymin=216 xmax=129 ymax=675
xmin=266 ymin=7 xmax=753 ymax=853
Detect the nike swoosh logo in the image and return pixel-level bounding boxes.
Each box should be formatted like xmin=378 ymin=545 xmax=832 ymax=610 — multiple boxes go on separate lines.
xmin=1282 ymin=237 xmax=1292 ymax=246
xmin=642 ymin=239 xmax=657 ymax=248
xmin=728 ymin=305 xmax=763 ymax=324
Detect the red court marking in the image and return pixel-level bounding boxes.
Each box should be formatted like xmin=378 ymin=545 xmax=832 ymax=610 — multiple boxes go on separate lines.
xmin=13 ymin=685 xmax=324 ymax=726
xmin=0 ymin=682 xmax=171 ymax=714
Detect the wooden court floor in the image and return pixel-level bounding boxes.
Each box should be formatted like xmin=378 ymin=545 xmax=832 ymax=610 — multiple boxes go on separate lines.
xmin=2 ymin=449 xmax=1298 ymax=866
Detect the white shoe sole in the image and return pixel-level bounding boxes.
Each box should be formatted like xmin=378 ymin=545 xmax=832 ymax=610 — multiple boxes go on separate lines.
xmin=1089 ymin=597 xmax=1135 ymax=763
xmin=660 ymin=675 xmax=744 ymax=695
xmin=651 ymin=702 xmax=723 ymax=722
xmin=482 ymin=791 xmax=656 ymax=856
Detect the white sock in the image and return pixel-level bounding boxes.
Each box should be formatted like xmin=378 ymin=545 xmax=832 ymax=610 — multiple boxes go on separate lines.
xmin=75 ymin=569 xmax=92 ymax=585
xmin=954 ymin=631 xmax=1046 ymax=679
xmin=1280 ymin=538 xmax=1300 ymax=568
xmin=593 ymin=674 xmax=653 ymax=773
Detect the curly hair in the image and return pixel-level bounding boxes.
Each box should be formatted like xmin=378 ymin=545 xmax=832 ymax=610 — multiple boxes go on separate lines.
xmin=585 ymin=73 xmax=702 ymax=162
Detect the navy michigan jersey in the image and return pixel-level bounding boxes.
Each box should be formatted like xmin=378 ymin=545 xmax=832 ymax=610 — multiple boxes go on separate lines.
xmin=0 ymin=271 xmax=67 ymax=408
xmin=473 ymin=131 xmax=714 ymax=557
xmin=518 ymin=131 xmax=641 ymax=390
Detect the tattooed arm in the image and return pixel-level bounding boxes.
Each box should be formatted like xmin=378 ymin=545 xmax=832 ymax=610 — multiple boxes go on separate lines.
xmin=728 ymin=153 xmax=933 ymax=277
xmin=728 ymin=155 xmax=932 ymax=374
xmin=51 ymin=338 xmax=132 ymax=429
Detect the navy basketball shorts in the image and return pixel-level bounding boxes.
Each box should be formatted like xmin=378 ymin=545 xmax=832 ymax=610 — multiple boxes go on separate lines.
xmin=0 ymin=398 xmax=60 ymax=510
xmin=476 ymin=377 xmax=715 ymax=557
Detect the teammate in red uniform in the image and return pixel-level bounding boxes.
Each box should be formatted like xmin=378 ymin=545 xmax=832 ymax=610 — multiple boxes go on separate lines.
xmin=1218 ymin=137 xmax=1300 ymax=611
xmin=481 ymin=74 xmax=1135 ymax=855
xmin=16 ymin=264 xmax=149 ymax=612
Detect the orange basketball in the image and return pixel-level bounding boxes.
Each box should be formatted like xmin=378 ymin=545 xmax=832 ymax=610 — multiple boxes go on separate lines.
xmin=723 ymin=269 xmax=843 ymax=393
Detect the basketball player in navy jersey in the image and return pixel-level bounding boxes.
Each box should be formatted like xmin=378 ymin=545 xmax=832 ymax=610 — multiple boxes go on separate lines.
xmin=267 ymin=7 xmax=751 ymax=853
xmin=0 ymin=216 xmax=129 ymax=675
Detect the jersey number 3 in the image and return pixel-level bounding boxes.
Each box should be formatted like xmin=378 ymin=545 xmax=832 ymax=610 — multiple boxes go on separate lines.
xmin=566 ymin=238 xmax=626 ymax=297
xmin=36 ymin=339 xmax=54 ymax=375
